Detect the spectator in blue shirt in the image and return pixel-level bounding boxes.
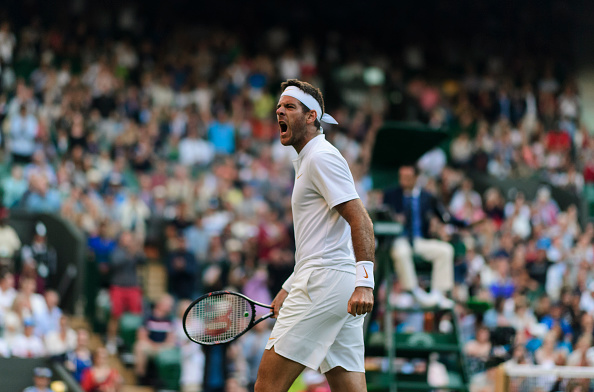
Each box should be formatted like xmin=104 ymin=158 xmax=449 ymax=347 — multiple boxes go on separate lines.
xmin=541 ymin=302 xmax=573 ymax=338
xmin=489 ymin=252 xmax=515 ymax=299
xmin=22 ymin=173 xmax=61 ymax=213
xmin=9 ymin=105 xmax=38 ymax=164
xmin=207 ymin=109 xmax=235 ymax=155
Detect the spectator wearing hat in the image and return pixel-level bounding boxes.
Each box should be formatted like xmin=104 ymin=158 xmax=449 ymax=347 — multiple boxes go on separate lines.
xmin=11 ymin=317 xmax=46 ymax=357
xmin=23 ymin=367 xmax=53 ymax=392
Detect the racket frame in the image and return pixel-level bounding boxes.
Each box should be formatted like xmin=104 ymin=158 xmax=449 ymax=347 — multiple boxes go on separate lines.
xmin=183 ymin=290 xmax=274 ymax=345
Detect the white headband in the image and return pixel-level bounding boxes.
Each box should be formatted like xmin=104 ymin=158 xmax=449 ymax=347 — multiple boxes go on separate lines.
xmin=280 ymin=86 xmax=339 ymax=128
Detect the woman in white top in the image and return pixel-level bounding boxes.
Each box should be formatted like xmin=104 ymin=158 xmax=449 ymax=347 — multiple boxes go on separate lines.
xmin=45 ymin=315 xmax=77 ymax=359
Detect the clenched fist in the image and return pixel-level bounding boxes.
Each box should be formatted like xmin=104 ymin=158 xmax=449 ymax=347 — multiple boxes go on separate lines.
xmin=347 ymin=286 xmax=374 ymax=316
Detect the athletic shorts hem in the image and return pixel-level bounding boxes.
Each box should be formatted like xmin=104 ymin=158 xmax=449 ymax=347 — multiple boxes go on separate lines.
xmin=266 ymin=344 xmax=321 ymax=371
xmin=319 ymin=358 xmax=366 ymax=374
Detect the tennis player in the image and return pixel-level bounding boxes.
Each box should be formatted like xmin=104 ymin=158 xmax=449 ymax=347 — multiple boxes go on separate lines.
xmin=254 ymin=79 xmax=375 ymax=392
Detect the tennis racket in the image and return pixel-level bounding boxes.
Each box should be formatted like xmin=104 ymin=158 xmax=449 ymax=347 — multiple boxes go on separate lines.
xmin=183 ymin=290 xmax=274 ymax=345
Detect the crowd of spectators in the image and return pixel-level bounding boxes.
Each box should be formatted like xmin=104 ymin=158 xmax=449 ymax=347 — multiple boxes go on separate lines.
xmin=0 ymin=2 xmax=592 ymax=391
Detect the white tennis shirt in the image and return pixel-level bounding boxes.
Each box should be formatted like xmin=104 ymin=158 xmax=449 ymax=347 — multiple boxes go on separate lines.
xmin=291 ymin=134 xmax=360 ymax=273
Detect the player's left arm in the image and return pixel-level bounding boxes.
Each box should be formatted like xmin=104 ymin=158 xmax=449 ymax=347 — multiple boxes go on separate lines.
xmin=334 ymin=198 xmax=375 ymax=316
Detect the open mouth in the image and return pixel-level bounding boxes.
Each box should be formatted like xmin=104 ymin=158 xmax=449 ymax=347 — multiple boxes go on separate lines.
xmin=279 ymin=121 xmax=288 ymax=134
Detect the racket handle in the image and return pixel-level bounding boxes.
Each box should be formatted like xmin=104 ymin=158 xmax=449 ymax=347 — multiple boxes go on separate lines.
xmin=253 ymin=311 xmax=275 ymax=326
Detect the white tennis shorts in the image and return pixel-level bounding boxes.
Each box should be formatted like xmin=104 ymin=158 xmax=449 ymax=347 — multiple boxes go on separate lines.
xmin=265 ymin=267 xmax=365 ymax=374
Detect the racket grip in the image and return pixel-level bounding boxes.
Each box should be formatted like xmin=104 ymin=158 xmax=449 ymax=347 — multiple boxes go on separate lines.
xmin=253 ymin=311 xmax=275 ymax=326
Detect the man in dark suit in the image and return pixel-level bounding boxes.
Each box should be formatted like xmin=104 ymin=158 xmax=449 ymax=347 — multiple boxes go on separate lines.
xmin=383 ymin=165 xmax=466 ymax=308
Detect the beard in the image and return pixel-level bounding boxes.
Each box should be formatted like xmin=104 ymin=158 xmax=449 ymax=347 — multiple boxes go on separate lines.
xmin=281 ymin=114 xmax=308 ymax=147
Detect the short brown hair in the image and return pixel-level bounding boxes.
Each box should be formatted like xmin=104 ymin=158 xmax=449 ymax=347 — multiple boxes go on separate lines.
xmin=280 ymin=79 xmax=325 ymax=130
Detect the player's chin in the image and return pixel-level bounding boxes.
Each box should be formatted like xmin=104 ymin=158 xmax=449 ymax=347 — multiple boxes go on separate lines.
xmin=279 ymin=134 xmax=291 ymax=145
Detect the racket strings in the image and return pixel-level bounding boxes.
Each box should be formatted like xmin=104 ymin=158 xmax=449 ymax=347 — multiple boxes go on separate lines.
xmin=186 ymin=294 xmax=254 ymax=344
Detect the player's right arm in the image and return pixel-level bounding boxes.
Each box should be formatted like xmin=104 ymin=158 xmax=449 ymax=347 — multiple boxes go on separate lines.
xmin=271 ymin=271 xmax=295 ymax=317
xmin=271 ymin=288 xmax=289 ymax=318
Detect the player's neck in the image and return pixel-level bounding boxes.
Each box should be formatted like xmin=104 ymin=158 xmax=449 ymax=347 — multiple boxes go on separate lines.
xmin=293 ymin=129 xmax=322 ymax=154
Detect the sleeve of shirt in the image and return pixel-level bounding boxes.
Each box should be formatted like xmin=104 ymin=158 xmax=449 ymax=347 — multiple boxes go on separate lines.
xmin=309 ymin=151 xmax=359 ymax=209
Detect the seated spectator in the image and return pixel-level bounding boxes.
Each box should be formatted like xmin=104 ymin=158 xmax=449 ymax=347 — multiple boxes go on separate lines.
xmin=44 ymin=314 xmax=77 ymax=360
xmin=450 ymin=178 xmax=482 ymax=213
xmin=133 ymin=293 xmax=175 ymax=381
xmin=541 ymin=302 xmax=572 ymax=338
xmin=579 ymin=283 xmax=594 ymax=314
xmin=23 ymin=367 xmax=53 ymax=392
xmin=464 ymin=326 xmax=492 ymax=375
xmin=22 ymin=173 xmax=61 ymax=213
xmin=65 ymin=328 xmax=93 ymax=383
xmin=483 ymin=297 xmax=511 ymax=330
xmin=179 ymin=127 xmax=215 ymax=166
xmin=506 ymin=343 xmax=533 ymax=365
xmin=1 ymin=165 xmax=28 ymax=208
xmin=10 ymin=317 xmax=46 ymax=357
xmin=18 ymin=276 xmax=48 ymax=320
xmin=81 ymin=346 xmax=123 ymax=392
xmin=534 ymin=331 xmax=564 ymax=367
xmin=4 ymin=293 xmax=29 ymax=344
xmin=0 ymin=208 xmax=21 ymax=269
xmin=0 ymin=268 xmax=16 ymax=312
xmin=35 ymin=289 xmax=62 ymax=337
xmin=566 ymin=334 xmax=592 ymax=366
xmin=24 ymin=149 xmax=57 ymax=186
xmin=509 ymin=296 xmax=538 ymax=338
